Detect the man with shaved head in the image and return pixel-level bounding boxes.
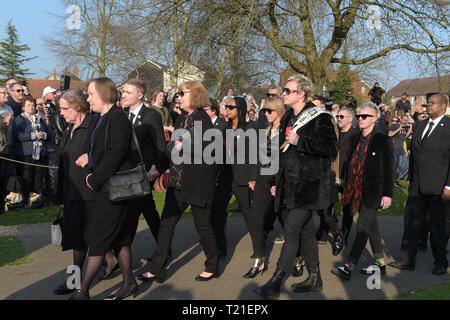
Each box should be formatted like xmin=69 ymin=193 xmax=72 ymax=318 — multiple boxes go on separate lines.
xmin=390 ymin=94 xmax=450 ymax=275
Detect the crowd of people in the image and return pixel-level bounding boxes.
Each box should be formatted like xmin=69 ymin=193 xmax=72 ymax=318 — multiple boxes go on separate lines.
xmin=0 ymin=74 xmax=449 ymax=300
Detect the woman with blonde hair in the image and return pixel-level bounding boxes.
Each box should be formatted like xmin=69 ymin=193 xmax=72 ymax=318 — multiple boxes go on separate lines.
xmin=243 ymin=96 xmax=286 ymax=278
xmin=138 ymin=81 xmax=219 ymax=282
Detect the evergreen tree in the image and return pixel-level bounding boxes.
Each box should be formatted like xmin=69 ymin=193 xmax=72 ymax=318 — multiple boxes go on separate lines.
xmin=326 ymin=63 xmax=353 ymax=106
xmin=0 ymin=20 xmax=37 ymax=79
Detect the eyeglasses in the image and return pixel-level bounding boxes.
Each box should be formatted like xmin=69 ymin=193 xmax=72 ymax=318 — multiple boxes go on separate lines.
xmin=337 ymin=115 xmax=348 ymax=120
xmin=266 ymin=93 xmax=279 ymax=98
xmin=391 ymin=119 xmax=399 ymax=123
xmin=225 ymin=105 xmax=237 ymax=110
xmin=176 ymin=90 xmax=190 ymax=97
xmin=282 ymin=88 xmax=299 ymax=95
xmin=262 ymin=108 xmax=275 ymax=115
xmin=355 ymin=114 xmax=375 ymax=120
xmin=14 ymin=89 xmax=24 ymax=93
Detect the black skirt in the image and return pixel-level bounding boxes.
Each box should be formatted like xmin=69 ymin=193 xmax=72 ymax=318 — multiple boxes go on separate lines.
xmin=84 ymin=194 xmax=131 ymax=256
xmin=61 ymin=200 xmax=89 ymax=252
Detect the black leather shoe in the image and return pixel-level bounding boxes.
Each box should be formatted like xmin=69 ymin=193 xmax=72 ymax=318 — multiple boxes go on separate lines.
xmin=388 ymin=261 xmax=415 ymax=271
xmin=253 ymin=268 xmax=285 ymax=300
xmin=431 ymin=265 xmax=447 ymax=275
xmin=68 ymin=289 xmax=89 ymax=300
xmin=195 ymin=272 xmax=219 ymax=282
xmin=53 ymin=282 xmax=76 ymax=295
xmin=331 ymin=233 xmax=345 ymax=256
xmin=332 ymin=264 xmax=352 ymax=281
xmin=243 ymin=258 xmax=266 ymax=278
xmin=104 ymin=282 xmax=138 ymax=300
xmin=137 ymin=273 xmax=164 ymax=283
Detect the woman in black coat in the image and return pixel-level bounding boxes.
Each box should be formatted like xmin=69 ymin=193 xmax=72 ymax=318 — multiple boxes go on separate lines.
xmin=138 ymin=81 xmax=219 ymax=283
xmin=52 ymin=89 xmax=98 ymax=295
xmin=70 ymin=78 xmax=136 ymax=300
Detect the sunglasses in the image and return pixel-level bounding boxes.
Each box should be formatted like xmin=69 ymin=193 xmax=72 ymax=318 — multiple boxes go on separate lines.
xmin=337 ymin=115 xmax=348 ymax=120
xmin=262 ymin=108 xmax=275 ymax=115
xmin=176 ymin=90 xmax=190 ymax=97
xmin=282 ymin=88 xmax=299 ymax=95
xmin=225 ymin=105 xmax=237 ymax=110
xmin=266 ymin=93 xmax=278 ymax=98
xmin=356 ymin=114 xmax=375 ymax=120
xmin=391 ymin=119 xmax=399 ymax=123
xmin=14 ymin=89 xmax=24 ymax=93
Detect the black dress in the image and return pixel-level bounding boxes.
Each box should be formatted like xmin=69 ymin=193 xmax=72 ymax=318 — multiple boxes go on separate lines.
xmin=56 ymin=113 xmax=97 ymax=252
xmin=84 ymin=106 xmax=134 ymax=256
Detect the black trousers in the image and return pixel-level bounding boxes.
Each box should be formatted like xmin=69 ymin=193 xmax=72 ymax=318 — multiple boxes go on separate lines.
xmin=400 ymin=194 xmax=449 ymax=268
xmin=20 ymin=155 xmax=47 ymax=196
xmin=247 ymin=175 xmax=275 ymax=259
xmin=277 ymin=208 xmax=319 ymax=272
xmin=317 ymin=205 xmax=339 ymax=235
xmin=210 ymin=169 xmax=232 ymax=253
xmin=348 ymin=201 xmax=384 ymax=264
xmin=128 ymin=194 xmax=161 ymax=245
xmin=232 ymin=180 xmax=252 ymax=228
xmin=149 ymin=188 xmax=219 ymax=277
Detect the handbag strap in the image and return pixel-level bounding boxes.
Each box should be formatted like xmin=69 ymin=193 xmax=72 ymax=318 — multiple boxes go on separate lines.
xmin=104 ymin=110 xmax=145 ymax=165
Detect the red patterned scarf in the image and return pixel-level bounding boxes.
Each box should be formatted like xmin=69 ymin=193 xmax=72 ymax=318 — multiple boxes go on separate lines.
xmin=341 ymin=133 xmax=372 ymax=214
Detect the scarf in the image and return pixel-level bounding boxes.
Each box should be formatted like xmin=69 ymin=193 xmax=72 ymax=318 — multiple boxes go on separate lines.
xmin=340 ymin=132 xmax=372 ymax=214
xmin=22 ymin=113 xmax=42 ymax=160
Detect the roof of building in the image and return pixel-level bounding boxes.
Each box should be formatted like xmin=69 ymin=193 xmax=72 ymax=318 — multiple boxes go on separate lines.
xmin=387 ymin=75 xmax=450 ymax=97
xmin=26 ymin=79 xmax=88 ymax=98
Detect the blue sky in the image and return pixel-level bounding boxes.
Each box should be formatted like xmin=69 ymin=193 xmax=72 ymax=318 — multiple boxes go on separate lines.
xmin=0 ymin=1 xmax=437 ymax=91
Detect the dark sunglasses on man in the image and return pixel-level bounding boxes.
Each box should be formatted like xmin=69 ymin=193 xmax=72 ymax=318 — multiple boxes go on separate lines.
xmin=282 ymin=88 xmax=299 ymax=95
xmin=14 ymin=89 xmax=24 ymax=93
xmin=176 ymin=90 xmax=189 ymax=97
xmin=266 ymin=93 xmax=278 ymax=98
xmin=337 ymin=115 xmax=348 ymax=120
xmin=262 ymin=108 xmax=275 ymax=115
xmin=355 ymin=114 xmax=375 ymax=120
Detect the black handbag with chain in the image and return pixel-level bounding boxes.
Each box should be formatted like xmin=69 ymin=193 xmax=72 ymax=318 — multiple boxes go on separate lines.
xmin=104 ymin=113 xmax=151 ymax=202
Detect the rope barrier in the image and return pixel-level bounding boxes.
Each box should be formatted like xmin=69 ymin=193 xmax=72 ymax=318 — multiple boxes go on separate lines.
xmin=0 ymin=156 xmax=58 ymax=169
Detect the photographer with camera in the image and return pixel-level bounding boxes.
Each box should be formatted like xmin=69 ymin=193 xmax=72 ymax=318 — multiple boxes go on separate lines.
xmin=41 ymin=86 xmax=67 ymax=196
xmin=388 ymin=114 xmax=412 ymax=185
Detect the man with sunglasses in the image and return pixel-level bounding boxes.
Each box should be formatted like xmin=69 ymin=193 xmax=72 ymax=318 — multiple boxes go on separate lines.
xmin=254 ymin=74 xmax=338 ymax=298
xmin=256 ymin=86 xmax=283 ymax=131
xmin=7 ymin=83 xmax=25 ymax=117
xmin=333 ymin=102 xmax=394 ymax=280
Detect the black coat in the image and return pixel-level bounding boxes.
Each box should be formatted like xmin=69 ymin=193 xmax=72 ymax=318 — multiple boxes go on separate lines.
xmin=125 ymin=105 xmax=169 ymax=172
xmin=55 ymin=113 xmax=98 ymax=204
xmin=87 ymin=106 xmax=133 ymax=193
xmin=409 ymin=116 xmax=450 ymax=196
xmin=343 ymin=131 xmax=395 ymax=210
xmin=276 ymin=103 xmax=338 ymax=211
xmin=169 ymin=108 xmax=217 ymax=208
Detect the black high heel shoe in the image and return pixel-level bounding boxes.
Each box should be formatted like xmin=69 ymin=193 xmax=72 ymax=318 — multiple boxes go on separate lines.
xmin=104 ymin=282 xmax=139 ymax=300
xmin=243 ymin=258 xmax=266 ymax=278
xmin=195 ymin=272 xmax=219 ymax=282
xmin=102 ymin=263 xmax=120 ymax=280
xmin=137 ymin=273 xmax=164 ymax=283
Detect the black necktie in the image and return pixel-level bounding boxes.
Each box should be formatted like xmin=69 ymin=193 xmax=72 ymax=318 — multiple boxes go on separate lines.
xmin=422 ymin=121 xmax=434 ymax=141
xmin=129 ymin=112 xmax=135 ymax=125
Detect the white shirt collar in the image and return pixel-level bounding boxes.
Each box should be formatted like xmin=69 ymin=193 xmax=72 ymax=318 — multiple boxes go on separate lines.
xmin=211 ymin=116 xmax=217 ymax=124
xmin=428 ymin=114 xmax=445 ymax=126
xmin=130 ymin=103 xmax=144 ymax=117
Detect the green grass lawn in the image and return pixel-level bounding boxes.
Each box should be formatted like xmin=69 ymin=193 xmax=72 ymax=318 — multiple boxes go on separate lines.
xmin=398 ymin=282 xmax=450 ymax=300
xmin=0 ymin=236 xmax=33 ymax=267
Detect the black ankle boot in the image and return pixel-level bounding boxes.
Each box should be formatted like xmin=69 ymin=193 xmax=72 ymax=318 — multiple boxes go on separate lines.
xmin=331 ymin=231 xmax=345 ymax=256
xmin=243 ymin=257 xmax=266 ymax=278
xmin=291 ymin=265 xmax=323 ymax=292
xmin=253 ymin=268 xmax=285 ymax=300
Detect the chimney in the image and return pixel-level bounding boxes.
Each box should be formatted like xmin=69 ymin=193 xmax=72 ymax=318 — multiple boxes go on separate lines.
xmin=72 ymin=66 xmax=79 ymax=78
xmin=53 ymin=68 xmax=57 ymax=80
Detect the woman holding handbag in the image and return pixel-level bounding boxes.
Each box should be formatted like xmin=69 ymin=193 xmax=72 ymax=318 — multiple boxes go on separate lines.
xmin=137 ymin=81 xmax=219 ymax=283
xmin=52 ymin=88 xmax=101 ymax=295
xmin=70 ymin=77 xmax=137 ymax=300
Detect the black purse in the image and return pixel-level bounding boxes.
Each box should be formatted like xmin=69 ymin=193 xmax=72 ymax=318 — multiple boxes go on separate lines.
xmin=104 ymin=115 xmax=151 ymax=203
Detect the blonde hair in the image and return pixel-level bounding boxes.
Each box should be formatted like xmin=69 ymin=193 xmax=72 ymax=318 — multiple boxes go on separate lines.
xmin=264 ymin=96 xmax=286 ymax=119
xmin=286 ymin=73 xmax=313 ymax=100
xmin=178 ymin=81 xmax=211 ymax=110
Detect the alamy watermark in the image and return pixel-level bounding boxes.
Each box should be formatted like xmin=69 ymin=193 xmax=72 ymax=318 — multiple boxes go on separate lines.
xmin=170 ymin=123 xmax=280 ymax=176
xmin=67 ymin=5 xmax=81 ymax=30
xmin=66 ymin=265 xmax=81 ymax=290
xmin=366 ymin=265 xmax=381 ymax=290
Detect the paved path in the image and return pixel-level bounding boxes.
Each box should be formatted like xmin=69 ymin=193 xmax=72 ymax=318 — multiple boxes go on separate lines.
xmin=0 ymin=215 xmax=449 ymax=300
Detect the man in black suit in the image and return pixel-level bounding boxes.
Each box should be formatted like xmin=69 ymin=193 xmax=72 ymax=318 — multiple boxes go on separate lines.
xmin=204 ymin=98 xmax=230 ymax=259
xmin=121 ymin=79 xmax=170 ymax=256
xmin=390 ymin=94 xmax=450 ymax=275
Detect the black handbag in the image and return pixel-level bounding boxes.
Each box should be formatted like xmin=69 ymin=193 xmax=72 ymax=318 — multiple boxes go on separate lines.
xmin=104 ymin=114 xmax=151 ymax=203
